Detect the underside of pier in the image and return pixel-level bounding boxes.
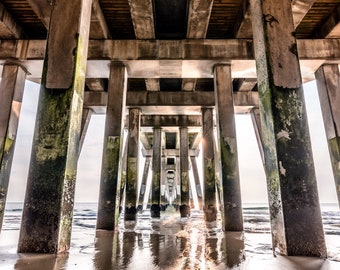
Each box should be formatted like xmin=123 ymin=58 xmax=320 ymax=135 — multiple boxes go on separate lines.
xmin=0 ymin=0 xmax=339 ymax=257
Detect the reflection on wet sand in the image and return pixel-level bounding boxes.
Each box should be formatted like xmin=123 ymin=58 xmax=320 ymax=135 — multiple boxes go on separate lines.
xmin=3 ymin=204 xmax=339 ymax=269
xmin=94 ymin=207 xmax=245 ymax=269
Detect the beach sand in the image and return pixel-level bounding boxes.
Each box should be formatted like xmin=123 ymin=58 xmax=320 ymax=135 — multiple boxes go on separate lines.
xmin=1 ymin=209 xmax=340 ymax=270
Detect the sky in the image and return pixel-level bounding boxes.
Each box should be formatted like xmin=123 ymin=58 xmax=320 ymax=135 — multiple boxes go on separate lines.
xmin=6 ymin=80 xmax=338 ymax=204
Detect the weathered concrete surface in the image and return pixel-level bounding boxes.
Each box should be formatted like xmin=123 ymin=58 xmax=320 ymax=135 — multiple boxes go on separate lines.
xmin=78 ymin=108 xmax=93 ymax=157
xmin=0 ymin=64 xmax=26 ymax=231
xmin=291 ymin=0 xmax=316 ymax=28
xmin=90 ymin=0 xmax=111 ymax=39
xmin=151 ymin=128 xmax=161 ymax=217
xmin=0 ymin=39 xmax=339 ymax=81
xmin=27 ymin=0 xmax=110 ymax=39
xmin=145 ymin=78 xmax=160 ymax=91
xmin=140 ymin=115 xmax=201 ymax=127
xmin=84 ymin=90 xmax=259 ymax=115
xmin=0 ymin=3 xmax=24 ymax=39
xmin=234 ymin=0 xmax=316 ymax=38
xmin=202 ymin=108 xmax=216 ymax=221
xmin=126 ymin=91 xmax=215 ymax=106
xmin=143 ymin=148 xmax=199 ymax=158
xmin=314 ymin=5 xmax=340 ymax=38
xmin=119 ymin=135 xmax=128 ymax=211
xmin=181 ymin=78 xmax=197 ymax=91
xmin=27 ymin=0 xmax=51 ymax=28
xmin=96 ymin=63 xmax=127 ymax=230
xmin=179 ymin=127 xmax=190 ymax=217
xmin=128 ymin=0 xmax=155 ymax=39
xmin=214 ymin=65 xmax=243 ymax=231
xmin=138 ymin=156 xmax=151 ymax=209
xmin=187 ymin=0 xmax=213 ymax=39
xmin=18 ymin=0 xmax=92 ymax=254
xmin=315 ymin=64 xmax=340 ymax=206
xmin=174 ymin=156 xmax=181 ymax=206
xmin=250 ymin=108 xmax=265 ymax=164
xmin=2 ymin=38 xmax=340 ymax=61
xmin=190 ymin=156 xmax=203 ymax=210
xmin=128 ymin=0 xmax=158 ymax=91
xmin=125 ymin=108 xmax=140 ymax=220
xmin=251 ymin=0 xmax=326 ymax=257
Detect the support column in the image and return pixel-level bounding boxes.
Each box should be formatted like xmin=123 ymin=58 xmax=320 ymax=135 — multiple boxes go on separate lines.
xmin=160 ymin=157 xmax=167 ymax=209
xmin=190 ymin=156 xmax=203 ymax=210
xmin=137 ymin=156 xmax=151 ymax=210
xmin=202 ymin=108 xmax=217 ymax=221
xmin=174 ymin=157 xmax=181 ymax=208
xmin=125 ymin=108 xmax=140 ymax=220
xmin=214 ymin=64 xmax=243 ymax=231
xmin=179 ymin=127 xmax=190 ymax=217
xmin=250 ymin=0 xmax=326 ymax=256
xmin=151 ymin=127 xmax=161 ymax=217
xmin=315 ymin=64 xmax=340 ymax=206
xmin=78 ymin=108 xmax=93 ymax=157
xmin=18 ymin=0 xmax=92 ymax=253
xmin=96 ymin=63 xmax=127 ymax=230
xmin=250 ymin=108 xmax=265 ymax=165
xmin=119 ymin=130 xmax=128 ymax=210
xmin=0 ymin=64 xmax=26 ymax=231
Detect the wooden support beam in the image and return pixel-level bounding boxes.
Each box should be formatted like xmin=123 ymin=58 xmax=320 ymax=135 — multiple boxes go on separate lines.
xmin=190 ymin=132 xmax=202 ymax=150
xmin=234 ymin=0 xmax=316 ymax=38
xmin=90 ymin=0 xmax=111 ymax=39
xmin=2 ymin=39 xmax=340 ymax=62
xmin=314 ymin=5 xmax=340 ymax=38
xmin=0 ymin=3 xmax=25 ymax=38
xmin=250 ymin=108 xmax=265 ymax=164
xmin=233 ymin=78 xmax=257 ymax=92
xmin=137 ymin=156 xmax=151 ymax=209
xmin=78 ymin=108 xmax=93 ymax=157
xmin=291 ymin=0 xmax=316 ymax=29
xmin=182 ymin=78 xmax=197 ymax=91
xmin=27 ymin=0 xmax=51 ymax=28
xmin=142 ymin=148 xmax=199 ymax=157
xmin=83 ymin=90 xmax=259 ymax=115
xmin=141 ymin=115 xmax=201 ymax=127
xmin=0 ymin=38 xmax=336 ymax=82
xmin=233 ymin=0 xmax=252 ymax=38
xmin=128 ymin=0 xmax=155 ymax=39
xmin=145 ymin=79 xmax=160 ymax=91
xmin=85 ymin=78 xmax=106 ymax=91
xmin=187 ymin=0 xmax=213 ymax=39
xmin=140 ymin=132 xmax=152 ymax=150
xmin=190 ymin=156 xmax=203 ymax=210
xmin=126 ymin=91 xmax=215 ymax=106
xmin=28 ymin=0 xmax=110 ymax=39
xmin=128 ymin=0 xmax=157 ymax=91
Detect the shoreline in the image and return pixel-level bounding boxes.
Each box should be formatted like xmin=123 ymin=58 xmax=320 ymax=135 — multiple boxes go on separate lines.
xmin=1 ymin=204 xmax=339 ymax=269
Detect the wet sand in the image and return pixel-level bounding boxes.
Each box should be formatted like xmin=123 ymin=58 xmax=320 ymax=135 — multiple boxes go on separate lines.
xmin=1 ymin=209 xmax=339 ymax=269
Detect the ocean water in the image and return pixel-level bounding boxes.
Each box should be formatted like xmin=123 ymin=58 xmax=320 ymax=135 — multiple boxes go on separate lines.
xmin=1 ymin=203 xmax=340 ymax=269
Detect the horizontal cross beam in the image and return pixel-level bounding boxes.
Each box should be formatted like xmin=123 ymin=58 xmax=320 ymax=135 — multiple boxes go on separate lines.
xmin=83 ymin=91 xmax=259 ymax=114
xmin=142 ymin=148 xmax=199 ymax=157
xmin=0 ymin=39 xmax=338 ymax=80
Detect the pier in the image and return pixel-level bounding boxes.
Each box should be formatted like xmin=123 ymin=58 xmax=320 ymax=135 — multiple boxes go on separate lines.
xmin=0 ymin=0 xmax=339 ymax=258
